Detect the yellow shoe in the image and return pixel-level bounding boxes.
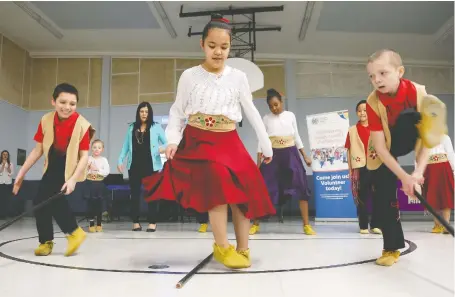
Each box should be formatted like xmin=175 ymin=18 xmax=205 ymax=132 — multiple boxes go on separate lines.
xmin=88 ymin=226 xmax=96 ymax=233
xmin=360 ymin=229 xmax=370 ymax=234
xmin=96 ymin=225 xmax=103 ymax=232
xmin=304 ymin=224 xmax=316 ymax=235
xmin=198 ymin=223 xmax=208 ymax=233
xmin=34 ymin=241 xmax=54 ymax=256
xmin=237 ymin=248 xmax=250 ymax=262
xmin=418 ymin=95 xmax=447 ymax=148
xmin=431 ymin=225 xmax=443 ymax=233
xmin=65 ymin=227 xmax=86 ymax=257
xmin=249 ymin=224 xmax=260 ymax=235
xmin=212 ymin=243 xmax=251 ymax=269
xmin=375 ymin=250 xmax=400 ymax=266
xmin=371 ymin=228 xmax=382 ymax=234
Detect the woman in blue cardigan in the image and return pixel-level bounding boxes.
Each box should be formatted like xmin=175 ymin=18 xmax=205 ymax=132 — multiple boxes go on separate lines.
xmin=118 ymin=102 xmax=167 ymax=232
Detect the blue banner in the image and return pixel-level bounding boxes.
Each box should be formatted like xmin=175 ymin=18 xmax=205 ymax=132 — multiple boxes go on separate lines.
xmin=313 ymin=170 xmax=357 ymax=219
xmin=306 ymin=110 xmax=357 ymax=221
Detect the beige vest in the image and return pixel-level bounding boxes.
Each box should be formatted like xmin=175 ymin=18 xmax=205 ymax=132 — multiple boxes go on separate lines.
xmin=348 ymin=125 xmax=367 ymax=169
xmin=366 ymin=82 xmax=426 ymax=170
xmin=41 ymin=112 xmax=95 ymax=182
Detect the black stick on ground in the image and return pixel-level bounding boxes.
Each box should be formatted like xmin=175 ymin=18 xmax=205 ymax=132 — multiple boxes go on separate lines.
xmin=176 ymin=253 xmax=213 ymax=289
xmin=414 ymin=190 xmax=454 ymax=236
xmin=0 ymin=191 xmax=65 ymax=232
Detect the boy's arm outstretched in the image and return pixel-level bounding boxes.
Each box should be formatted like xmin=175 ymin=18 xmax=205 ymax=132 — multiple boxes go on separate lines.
xmin=13 ymin=142 xmax=44 ymax=195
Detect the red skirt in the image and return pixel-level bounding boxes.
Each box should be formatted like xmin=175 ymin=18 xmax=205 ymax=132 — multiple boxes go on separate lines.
xmin=423 ymin=161 xmax=454 ymax=210
xmin=142 ymin=125 xmax=276 ymax=219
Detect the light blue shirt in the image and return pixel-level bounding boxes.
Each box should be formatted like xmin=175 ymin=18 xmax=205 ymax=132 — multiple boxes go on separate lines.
xmin=118 ymin=122 xmax=167 ymax=171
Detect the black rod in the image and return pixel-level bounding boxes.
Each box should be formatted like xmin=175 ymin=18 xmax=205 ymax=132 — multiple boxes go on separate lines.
xmin=188 ymin=26 xmax=281 ymax=36
xmin=179 ymin=5 xmax=284 ymax=18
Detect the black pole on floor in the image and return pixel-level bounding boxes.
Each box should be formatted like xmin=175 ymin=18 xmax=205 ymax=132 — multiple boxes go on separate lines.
xmin=0 ymin=191 xmax=65 ymax=232
xmin=176 ymin=253 xmax=213 ymax=289
xmin=414 ymin=190 xmax=454 ymax=236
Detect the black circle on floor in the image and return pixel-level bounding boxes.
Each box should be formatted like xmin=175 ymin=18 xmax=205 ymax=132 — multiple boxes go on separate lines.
xmin=0 ymin=236 xmax=417 ymax=275
xmin=149 ymin=264 xmax=170 ymax=269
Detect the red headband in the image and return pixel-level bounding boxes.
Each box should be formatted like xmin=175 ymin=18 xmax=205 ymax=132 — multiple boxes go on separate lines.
xmin=213 ymin=18 xmax=229 ymax=24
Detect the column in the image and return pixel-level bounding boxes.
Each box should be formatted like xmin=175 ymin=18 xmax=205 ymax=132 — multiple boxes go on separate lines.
xmin=99 ymin=56 xmax=111 ymax=156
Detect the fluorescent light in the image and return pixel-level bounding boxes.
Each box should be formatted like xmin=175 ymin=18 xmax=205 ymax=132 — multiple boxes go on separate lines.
xmin=151 ymin=1 xmax=177 ymax=39
xmin=298 ymin=1 xmax=315 ymax=42
xmin=14 ymin=2 xmax=63 ymax=40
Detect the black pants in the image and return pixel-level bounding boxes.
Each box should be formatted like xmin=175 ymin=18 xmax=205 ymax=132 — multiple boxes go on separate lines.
xmin=357 ymin=167 xmax=380 ymax=230
xmin=196 ymin=212 xmax=209 ymax=224
xmin=83 ymin=180 xmax=105 ymax=225
xmin=371 ymin=109 xmax=421 ymax=251
xmin=87 ymin=199 xmax=103 ymax=226
xmin=34 ymin=148 xmax=78 ymax=244
xmin=0 ymin=184 xmax=11 ymax=218
xmin=129 ymin=169 xmax=158 ymax=224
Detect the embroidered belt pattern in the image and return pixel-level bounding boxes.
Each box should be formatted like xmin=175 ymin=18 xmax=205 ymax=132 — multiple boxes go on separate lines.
xmin=187 ymin=112 xmax=236 ymax=132
xmin=428 ymin=153 xmax=448 ymax=164
xmin=87 ymin=173 xmax=105 ymax=181
xmin=269 ymin=136 xmax=295 ymax=148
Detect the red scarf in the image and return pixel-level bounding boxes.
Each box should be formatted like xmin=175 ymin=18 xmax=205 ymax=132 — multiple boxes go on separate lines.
xmin=376 ymin=78 xmax=417 ymax=127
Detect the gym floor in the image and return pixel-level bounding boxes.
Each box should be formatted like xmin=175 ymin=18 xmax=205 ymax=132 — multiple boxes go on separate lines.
xmin=0 ymin=219 xmax=453 ymax=297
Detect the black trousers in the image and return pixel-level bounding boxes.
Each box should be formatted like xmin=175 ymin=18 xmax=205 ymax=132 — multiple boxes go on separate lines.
xmin=196 ymin=212 xmax=209 ymax=224
xmin=357 ymin=167 xmax=380 ymax=230
xmin=34 ymin=148 xmax=78 ymax=244
xmin=87 ymin=199 xmax=102 ymax=225
xmin=83 ymin=180 xmax=105 ymax=225
xmin=129 ymin=169 xmax=159 ymax=224
xmin=371 ymin=109 xmax=421 ymax=251
xmin=0 ymin=184 xmax=12 ymax=218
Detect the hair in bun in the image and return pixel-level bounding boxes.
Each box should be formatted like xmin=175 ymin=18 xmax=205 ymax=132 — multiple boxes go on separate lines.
xmin=266 ymin=88 xmax=282 ymax=102
xmin=201 ymin=13 xmax=232 ymax=42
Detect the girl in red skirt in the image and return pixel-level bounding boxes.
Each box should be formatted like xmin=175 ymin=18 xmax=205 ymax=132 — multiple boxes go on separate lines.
xmin=249 ymin=88 xmax=315 ymax=235
xmin=142 ymin=15 xmax=275 ymax=269
xmin=422 ymin=134 xmax=454 ymax=234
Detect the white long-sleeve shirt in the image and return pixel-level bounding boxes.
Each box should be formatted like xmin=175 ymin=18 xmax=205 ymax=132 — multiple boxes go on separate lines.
xmin=0 ymin=162 xmax=14 ymax=185
xmin=166 ymin=65 xmax=273 ymax=157
xmin=429 ymin=134 xmax=455 ymax=171
xmin=87 ymin=156 xmax=110 ymax=177
xmin=258 ymin=111 xmax=304 ymax=153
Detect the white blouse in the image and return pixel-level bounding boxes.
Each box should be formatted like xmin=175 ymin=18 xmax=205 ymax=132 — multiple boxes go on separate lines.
xmin=166 ymin=65 xmax=273 ymax=157
xmin=429 ymin=134 xmax=455 ymax=171
xmin=0 ymin=162 xmax=13 ymax=185
xmin=258 ymin=111 xmax=304 ymax=153
xmin=87 ymin=156 xmax=110 ymax=177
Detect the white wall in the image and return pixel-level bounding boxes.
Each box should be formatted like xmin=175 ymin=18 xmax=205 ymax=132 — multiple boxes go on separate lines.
xmin=0 ymin=100 xmax=29 ymax=177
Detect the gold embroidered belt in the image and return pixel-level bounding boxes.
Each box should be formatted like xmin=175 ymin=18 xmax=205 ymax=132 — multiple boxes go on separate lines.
xmin=269 ymin=136 xmax=295 ymax=148
xmin=428 ymin=153 xmax=448 ymax=164
xmin=187 ymin=112 xmax=236 ymax=132
xmin=87 ymin=173 xmax=105 ymax=181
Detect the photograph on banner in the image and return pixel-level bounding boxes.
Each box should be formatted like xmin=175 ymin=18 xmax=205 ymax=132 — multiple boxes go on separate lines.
xmin=307 ymin=110 xmax=350 ymax=172
xmin=306 ymin=110 xmax=357 ymax=220
xmin=312 ymin=147 xmax=348 ymax=170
